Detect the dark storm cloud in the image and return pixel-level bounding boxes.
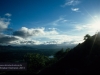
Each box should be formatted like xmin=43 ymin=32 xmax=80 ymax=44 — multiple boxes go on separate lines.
xmin=13 ymin=27 xmax=45 ymax=38
xmin=0 ymin=33 xmax=18 ymax=43
xmin=13 ymin=30 xmax=27 ymax=38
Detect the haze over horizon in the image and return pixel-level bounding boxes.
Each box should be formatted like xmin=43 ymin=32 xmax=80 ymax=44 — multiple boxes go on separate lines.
xmin=0 ymin=0 xmax=100 ymax=46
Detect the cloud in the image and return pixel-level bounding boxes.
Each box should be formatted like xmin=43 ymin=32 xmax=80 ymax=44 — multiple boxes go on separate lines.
xmin=0 ymin=13 xmax=19 ymax=45
xmin=0 ymin=13 xmax=84 ymax=46
xmin=5 ymin=29 xmax=83 ymax=46
xmin=75 ymin=24 xmax=93 ymax=31
xmin=32 ymin=33 xmax=84 ymax=45
xmin=61 ymin=0 xmax=80 ymax=7
xmin=5 ymin=13 xmax=12 ymax=17
xmin=45 ymin=34 xmax=83 ymax=42
xmin=0 ymin=18 xmax=10 ymax=31
xmin=52 ymin=17 xmax=64 ymax=25
xmin=71 ymin=8 xmax=80 ymax=12
xmin=48 ymin=28 xmax=57 ymax=30
xmin=10 ymin=39 xmax=42 ymax=45
xmin=0 ymin=33 xmax=19 ymax=44
xmin=13 ymin=27 xmax=45 ymax=38
xmin=45 ymin=30 xmax=58 ymax=35
xmin=13 ymin=27 xmax=58 ymax=38
xmin=73 ymin=23 xmax=100 ymax=36
xmin=51 ymin=17 xmax=68 ymax=26
xmin=11 ymin=26 xmax=84 ymax=45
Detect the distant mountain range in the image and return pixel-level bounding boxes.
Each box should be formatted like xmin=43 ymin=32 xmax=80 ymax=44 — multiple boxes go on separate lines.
xmin=0 ymin=44 xmax=76 ymax=56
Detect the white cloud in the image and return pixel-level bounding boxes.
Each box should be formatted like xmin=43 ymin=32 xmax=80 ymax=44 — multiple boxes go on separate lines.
xmin=45 ymin=30 xmax=58 ymax=35
xmin=61 ymin=0 xmax=80 ymax=7
xmin=71 ymin=8 xmax=80 ymax=12
xmin=30 ymin=33 xmax=84 ymax=45
xmin=48 ymin=28 xmax=57 ymax=30
xmin=75 ymin=25 xmax=85 ymax=31
xmin=11 ymin=26 xmax=84 ymax=45
xmin=52 ymin=17 xmax=64 ymax=25
xmin=62 ymin=20 xmax=68 ymax=23
xmin=13 ymin=27 xmax=45 ymax=37
xmin=0 ymin=13 xmax=86 ymax=46
xmin=9 ymin=34 xmax=84 ymax=45
xmin=73 ymin=23 xmax=100 ymax=36
xmin=51 ymin=17 xmax=68 ymax=26
xmin=9 ymin=32 xmax=84 ymax=46
xmin=10 ymin=39 xmax=42 ymax=45
xmin=75 ymin=24 xmax=94 ymax=31
xmin=0 ymin=17 xmax=11 ymax=31
xmin=45 ymin=35 xmax=83 ymax=43
xmin=13 ymin=27 xmax=59 ymax=38
xmin=5 ymin=13 xmax=12 ymax=17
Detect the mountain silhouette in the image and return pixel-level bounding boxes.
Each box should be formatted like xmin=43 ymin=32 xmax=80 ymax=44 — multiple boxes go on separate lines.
xmin=39 ymin=32 xmax=100 ymax=74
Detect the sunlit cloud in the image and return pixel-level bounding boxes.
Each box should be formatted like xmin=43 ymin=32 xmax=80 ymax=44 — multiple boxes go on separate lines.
xmin=61 ymin=0 xmax=81 ymax=7
xmin=74 ymin=23 xmax=100 ymax=35
xmin=0 ymin=16 xmax=11 ymax=31
xmin=30 ymin=33 xmax=84 ymax=45
xmin=50 ymin=17 xmax=68 ymax=26
xmin=52 ymin=17 xmax=64 ymax=25
xmin=13 ymin=27 xmax=59 ymax=38
xmin=71 ymin=8 xmax=80 ymax=12
xmin=13 ymin=27 xmax=45 ymax=38
xmin=0 ymin=13 xmax=85 ymax=46
xmin=10 ymin=26 xmax=84 ymax=45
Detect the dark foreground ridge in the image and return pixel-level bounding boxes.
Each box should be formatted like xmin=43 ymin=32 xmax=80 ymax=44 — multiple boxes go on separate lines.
xmin=39 ymin=32 xmax=100 ymax=74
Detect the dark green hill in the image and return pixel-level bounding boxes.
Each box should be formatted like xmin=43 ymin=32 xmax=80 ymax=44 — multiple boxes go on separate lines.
xmin=39 ymin=32 xmax=100 ymax=74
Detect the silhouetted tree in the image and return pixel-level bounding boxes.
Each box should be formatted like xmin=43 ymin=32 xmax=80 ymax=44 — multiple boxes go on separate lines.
xmin=84 ymin=34 xmax=91 ymax=40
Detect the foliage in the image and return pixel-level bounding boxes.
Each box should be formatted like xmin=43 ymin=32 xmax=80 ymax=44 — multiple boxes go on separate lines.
xmin=24 ymin=53 xmax=49 ymax=73
xmin=54 ymin=48 xmax=64 ymax=59
xmin=65 ymin=48 xmax=70 ymax=53
xmin=84 ymin=34 xmax=91 ymax=40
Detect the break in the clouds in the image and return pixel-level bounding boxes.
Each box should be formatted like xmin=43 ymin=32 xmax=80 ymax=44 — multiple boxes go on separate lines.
xmin=61 ymin=0 xmax=80 ymax=7
xmin=71 ymin=8 xmax=80 ymax=12
xmin=5 ymin=13 xmax=12 ymax=17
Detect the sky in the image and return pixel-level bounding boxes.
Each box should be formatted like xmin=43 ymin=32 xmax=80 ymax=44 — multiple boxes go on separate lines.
xmin=0 ymin=0 xmax=100 ymax=46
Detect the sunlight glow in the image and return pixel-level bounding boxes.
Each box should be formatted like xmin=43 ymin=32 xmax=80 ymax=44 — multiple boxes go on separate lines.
xmin=91 ymin=18 xmax=100 ymax=31
xmin=89 ymin=15 xmax=100 ymax=31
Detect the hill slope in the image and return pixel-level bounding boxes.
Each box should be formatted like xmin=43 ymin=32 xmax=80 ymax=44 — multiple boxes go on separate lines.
xmin=39 ymin=32 xmax=100 ymax=74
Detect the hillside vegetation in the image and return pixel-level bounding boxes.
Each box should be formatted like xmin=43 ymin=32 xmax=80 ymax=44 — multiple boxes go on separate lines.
xmin=39 ymin=32 xmax=100 ymax=74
